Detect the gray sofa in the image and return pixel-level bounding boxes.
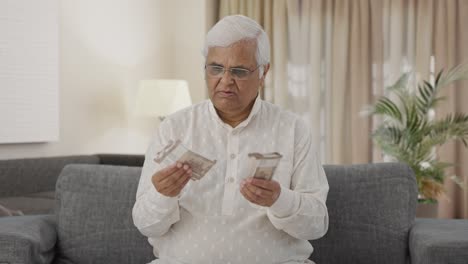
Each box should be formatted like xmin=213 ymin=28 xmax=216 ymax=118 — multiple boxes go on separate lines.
xmin=1 ymin=157 xmax=468 ymax=264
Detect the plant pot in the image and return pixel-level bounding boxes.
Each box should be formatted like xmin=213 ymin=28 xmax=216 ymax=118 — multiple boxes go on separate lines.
xmin=416 ymin=202 xmax=438 ymax=218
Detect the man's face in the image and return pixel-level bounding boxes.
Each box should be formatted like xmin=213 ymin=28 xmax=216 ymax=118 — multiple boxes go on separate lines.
xmin=205 ymin=41 xmax=266 ymax=116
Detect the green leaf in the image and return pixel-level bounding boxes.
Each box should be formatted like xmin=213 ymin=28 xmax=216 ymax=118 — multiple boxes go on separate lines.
xmin=434 ymin=70 xmax=443 ymax=87
xmin=374 ymin=97 xmax=403 ymax=123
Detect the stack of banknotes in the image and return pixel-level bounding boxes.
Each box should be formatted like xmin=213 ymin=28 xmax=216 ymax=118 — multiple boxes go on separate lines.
xmin=154 ymin=140 xmax=282 ymax=181
xmin=247 ymin=152 xmax=282 ymax=180
xmin=154 ymin=140 xmax=216 ymax=180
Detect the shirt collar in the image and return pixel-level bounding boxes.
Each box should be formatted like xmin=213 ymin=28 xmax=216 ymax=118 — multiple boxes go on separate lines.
xmin=209 ymin=94 xmax=262 ymax=130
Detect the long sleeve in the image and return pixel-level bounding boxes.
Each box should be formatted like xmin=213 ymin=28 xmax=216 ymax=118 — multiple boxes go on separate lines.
xmin=132 ymin=121 xmax=180 ymax=238
xmin=267 ymin=121 xmax=329 ymax=240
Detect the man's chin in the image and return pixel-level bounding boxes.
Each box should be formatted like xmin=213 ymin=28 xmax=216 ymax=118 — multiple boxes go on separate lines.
xmin=214 ymin=95 xmax=238 ymax=104
xmin=213 ymin=99 xmax=241 ymax=113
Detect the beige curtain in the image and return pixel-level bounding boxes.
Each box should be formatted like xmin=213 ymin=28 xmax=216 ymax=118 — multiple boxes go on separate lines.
xmin=431 ymin=0 xmax=468 ymax=219
xmin=327 ymin=0 xmax=373 ymax=164
xmin=217 ymin=0 xmax=468 ymax=218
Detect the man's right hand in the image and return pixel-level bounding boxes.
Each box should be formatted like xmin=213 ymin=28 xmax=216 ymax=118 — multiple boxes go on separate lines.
xmin=152 ymin=162 xmax=192 ymax=197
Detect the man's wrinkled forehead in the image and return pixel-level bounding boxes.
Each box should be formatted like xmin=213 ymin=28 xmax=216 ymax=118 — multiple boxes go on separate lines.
xmin=206 ymin=40 xmax=257 ymax=65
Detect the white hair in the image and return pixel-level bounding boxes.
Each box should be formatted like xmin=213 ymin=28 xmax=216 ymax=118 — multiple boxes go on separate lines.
xmin=202 ymin=15 xmax=270 ymax=77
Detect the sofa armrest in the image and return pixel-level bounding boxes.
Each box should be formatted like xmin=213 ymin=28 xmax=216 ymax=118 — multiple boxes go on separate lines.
xmin=0 ymin=215 xmax=57 ymax=264
xmin=409 ymin=218 xmax=468 ymax=264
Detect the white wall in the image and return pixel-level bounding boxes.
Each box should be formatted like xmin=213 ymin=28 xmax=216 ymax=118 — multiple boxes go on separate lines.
xmin=0 ymin=0 xmax=60 ymax=144
xmin=0 ymin=0 xmax=211 ymax=159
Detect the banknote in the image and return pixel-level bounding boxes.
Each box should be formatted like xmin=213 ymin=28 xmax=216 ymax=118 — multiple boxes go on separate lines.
xmin=247 ymin=152 xmax=282 ymax=181
xmin=154 ymin=140 xmax=216 ymax=180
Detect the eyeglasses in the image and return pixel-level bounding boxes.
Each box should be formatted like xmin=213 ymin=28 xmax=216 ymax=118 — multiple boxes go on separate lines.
xmin=205 ymin=65 xmax=261 ymax=80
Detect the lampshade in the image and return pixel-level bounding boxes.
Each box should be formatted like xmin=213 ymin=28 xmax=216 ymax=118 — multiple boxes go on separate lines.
xmin=135 ymin=79 xmax=192 ymax=117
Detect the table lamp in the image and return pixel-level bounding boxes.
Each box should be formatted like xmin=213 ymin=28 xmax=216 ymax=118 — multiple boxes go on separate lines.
xmin=135 ymin=79 xmax=192 ymax=121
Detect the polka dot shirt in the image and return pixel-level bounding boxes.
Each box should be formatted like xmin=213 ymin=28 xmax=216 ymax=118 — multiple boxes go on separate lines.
xmin=133 ymin=96 xmax=329 ymax=264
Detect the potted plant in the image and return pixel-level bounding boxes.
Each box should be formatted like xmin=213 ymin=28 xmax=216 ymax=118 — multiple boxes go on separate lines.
xmin=364 ymin=64 xmax=468 ymax=216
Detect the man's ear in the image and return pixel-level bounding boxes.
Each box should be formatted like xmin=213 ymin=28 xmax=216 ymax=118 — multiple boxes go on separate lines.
xmin=260 ymin=63 xmax=270 ymax=88
xmin=262 ymin=63 xmax=270 ymax=79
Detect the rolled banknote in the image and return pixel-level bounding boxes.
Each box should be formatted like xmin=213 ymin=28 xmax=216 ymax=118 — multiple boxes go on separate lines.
xmin=247 ymin=152 xmax=282 ymax=181
xmin=154 ymin=140 xmax=216 ymax=180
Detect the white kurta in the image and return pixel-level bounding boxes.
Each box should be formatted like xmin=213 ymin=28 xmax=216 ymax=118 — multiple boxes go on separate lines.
xmin=133 ymin=96 xmax=329 ymax=264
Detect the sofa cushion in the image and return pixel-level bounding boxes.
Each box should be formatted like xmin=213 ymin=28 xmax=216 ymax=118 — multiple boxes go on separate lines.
xmin=55 ymin=164 xmax=153 ymax=264
xmin=310 ymin=163 xmax=417 ymax=264
xmin=0 ymin=191 xmax=55 ymax=215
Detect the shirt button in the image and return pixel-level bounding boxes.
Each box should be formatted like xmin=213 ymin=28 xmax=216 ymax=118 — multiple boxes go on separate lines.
xmin=227 ymin=177 xmax=235 ymax=183
xmin=230 ymin=154 xmax=236 ymax=159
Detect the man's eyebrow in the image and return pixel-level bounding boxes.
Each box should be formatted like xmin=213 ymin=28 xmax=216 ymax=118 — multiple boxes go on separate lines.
xmin=207 ymin=62 xmax=223 ymax=67
xmin=230 ymin=65 xmax=249 ymax=69
xmin=207 ymin=62 xmax=250 ymax=69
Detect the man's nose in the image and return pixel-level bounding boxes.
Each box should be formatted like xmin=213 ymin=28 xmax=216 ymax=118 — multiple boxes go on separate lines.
xmin=219 ymin=69 xmax=234 ymax=84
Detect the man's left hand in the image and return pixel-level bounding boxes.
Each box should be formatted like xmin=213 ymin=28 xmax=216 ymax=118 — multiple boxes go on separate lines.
xmin=240 ymin=177 xmax=281 ymax=207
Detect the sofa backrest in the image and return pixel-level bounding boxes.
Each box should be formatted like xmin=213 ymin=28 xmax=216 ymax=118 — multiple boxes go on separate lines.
xmin=0 ymin=154 xmax=145 ymax=199
xmin=95 ymin=154 xmax=144 ymax=167
xmin=312 ymin=163 xmax=417 ymax=264
xmin=0 ymin=155 xmax=100 ymax=197
xmin=55 ymin=164 xmax=153 ymax=264
xmin=54 ymin=162 xmax=417 ymax=264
